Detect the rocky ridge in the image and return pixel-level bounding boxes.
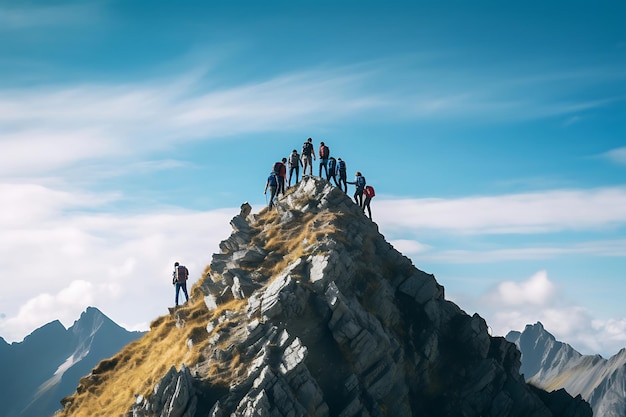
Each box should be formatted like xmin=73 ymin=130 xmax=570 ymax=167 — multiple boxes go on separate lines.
xmin=62 ymin=176 xmax=592 ymax=417
xmin=508 ymin=322 xmax=626 ymax=417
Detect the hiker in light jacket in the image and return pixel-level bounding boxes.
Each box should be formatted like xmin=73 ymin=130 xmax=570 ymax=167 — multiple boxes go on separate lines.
xmin=288 ymin=149 xmax=303 ymax=186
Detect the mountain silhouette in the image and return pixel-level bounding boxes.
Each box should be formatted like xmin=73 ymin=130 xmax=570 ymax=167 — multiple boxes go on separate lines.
xmin=59 ymin=176 xmax=591 ymax=417
xmin=0 ymin=307 xmax=144 ymax=417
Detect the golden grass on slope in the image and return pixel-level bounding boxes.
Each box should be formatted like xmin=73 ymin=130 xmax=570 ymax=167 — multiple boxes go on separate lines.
xmin=59 ymin=281 xmax=229 ymax=417
xmin=253 ymin=210 xmax=341 ymax=283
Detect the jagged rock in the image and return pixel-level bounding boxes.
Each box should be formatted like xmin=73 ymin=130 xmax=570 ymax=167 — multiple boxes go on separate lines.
xmin=131 ymin=365 xmax=197 ymax=417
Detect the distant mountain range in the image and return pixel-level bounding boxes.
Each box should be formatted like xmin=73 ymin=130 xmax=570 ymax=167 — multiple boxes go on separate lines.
xmin=0 ymin=307 xmax=145 ymax=417
xmin=507 ymin=322 xmax=626 ymax=417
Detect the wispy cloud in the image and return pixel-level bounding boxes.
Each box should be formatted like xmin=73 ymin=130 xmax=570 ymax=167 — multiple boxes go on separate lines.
xmin=408 ymin=240 xmax=626 ymax=263
xmin=0 ymin=3 xmax=102 ymax=30
xmin=602 ymin=147 xmax=626 ymax=165
xmin=2 ymin=57 xmax=623 ymax=181
xmin=376 ymin=187 xmax=626 ymax=235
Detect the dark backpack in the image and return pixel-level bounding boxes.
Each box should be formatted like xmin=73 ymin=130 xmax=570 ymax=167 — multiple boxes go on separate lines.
xmin=273 ymin=162 xmax=283 ymax=175
xmin=320 ymin=145 xmax=329 ymax=159
xmin=338 ymin=160 xmax=346 ymax=172
xmin=302 ymin=141 xmax=313 ymax=156
xmin=328 ymin=158 xmax=336 ymax=173
xmin=176 ymin=265 xmax=188 ymax=282
xmin=356 ymin=176 xmax=366 ymax=188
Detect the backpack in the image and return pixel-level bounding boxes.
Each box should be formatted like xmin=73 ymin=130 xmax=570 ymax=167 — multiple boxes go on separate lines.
xmin=273 ymin=162 xmax=283 ymax=175
xmin=364 ymin=185 xmax=375 ymax=198
xmin=356 ymin=176 xmax=366 ymax=188
xmin=328 ymin=158 xmax=336 ymax=173
xmin=338 ymin=160 xmax=346 ymax=173
xmin=176 ymin=265 xmax=188 ymax=283
xmin=320 ymin=145 xmax=329 ymax=159
xmin=267 ymin=173 xmax=278 ymax=186
xmin=302 ymin=141 xmax=313 ymax=156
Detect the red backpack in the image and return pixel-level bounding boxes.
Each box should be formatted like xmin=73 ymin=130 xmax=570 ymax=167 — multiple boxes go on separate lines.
xmin=364 ymin=185 xmax=375 ymax=198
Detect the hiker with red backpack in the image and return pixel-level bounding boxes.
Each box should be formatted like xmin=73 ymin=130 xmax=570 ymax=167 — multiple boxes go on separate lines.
xmin=273 ymin=158 xmax=287 ymax=195
xmin=301 ymin=137 xmax=315 ymax=176
xmin=363 ymin=185 xmax=375 ymax=220
xmin=347 ymin=171 xmax=366 ymax=208
xmin=172 ymin=261 xmax=189 ymax=307
xmin=318 ymin=141 xmax=330 ymax=178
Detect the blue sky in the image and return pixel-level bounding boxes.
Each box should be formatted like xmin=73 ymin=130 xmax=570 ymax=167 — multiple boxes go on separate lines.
xmin=0 ymin=0 xmax=625 ymax=357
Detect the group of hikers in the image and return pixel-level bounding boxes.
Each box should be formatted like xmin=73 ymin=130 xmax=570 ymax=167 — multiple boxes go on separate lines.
xmin=264 ymin=137 xmax=376 ymax=220
xmin=172 ymin=138 xmax=376 ymax=309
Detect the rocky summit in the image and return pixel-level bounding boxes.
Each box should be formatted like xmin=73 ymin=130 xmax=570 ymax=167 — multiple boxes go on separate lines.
xmin=60 ymin=176 xmax=592 ymax=417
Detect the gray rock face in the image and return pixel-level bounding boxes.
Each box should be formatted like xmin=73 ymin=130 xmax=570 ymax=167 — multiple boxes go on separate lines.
xmin=508 ymin=322 xmax=626 ymax=417
xmin=132 ymin=177 xmax=591 ymax=417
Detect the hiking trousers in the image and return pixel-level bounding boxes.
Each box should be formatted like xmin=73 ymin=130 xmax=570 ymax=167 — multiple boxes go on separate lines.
xmin=288 ymin=166 xmax=299 ymax=186
xmin=175 ymin=282 xmax=189 ymax=306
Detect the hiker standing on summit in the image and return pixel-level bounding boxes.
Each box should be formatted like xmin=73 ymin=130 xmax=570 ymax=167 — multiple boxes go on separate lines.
xmin=288 ymin=149 xmax=303 ymax=187
xmin=301 ymin=137 xmax=315 ymax=176
xmin=337 ymin=157 xmax=348 ymax=193
xmin=318 ymin=141 xmax=330 ymax=178
xmin=172 ymin=261 xmax=189 ymax=307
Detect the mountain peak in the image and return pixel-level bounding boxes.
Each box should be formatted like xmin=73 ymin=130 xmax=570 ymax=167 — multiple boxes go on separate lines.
xmin=59 ymin=177 xmax=592 ymax=417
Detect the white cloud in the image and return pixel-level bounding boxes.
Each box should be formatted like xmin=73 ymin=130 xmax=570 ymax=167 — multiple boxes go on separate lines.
xmin=487 ymin=270 xmax=555 ymax=306
xmin=451 ymin=271 xmax=626 ymax=357
xmin=376 ymin=187 xmax=626 ymax=235
xmin=389 ymin=239 xmax=431 ymax=255
xmin=0 ymin=183 xmax=237 ymax=343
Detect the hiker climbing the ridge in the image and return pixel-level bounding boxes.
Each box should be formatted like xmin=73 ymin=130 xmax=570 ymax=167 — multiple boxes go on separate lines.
xmin=273 ymin=158 xmax=287 ymax=195
xmin=327 ymin=156 xmax=338 ymax=186
xmin=172 ymin=261 xmax=189 ymax=307
xmin=318 ymin=141 xmax=330 ymax=178
xmin=337 ymin=157 xmax=348 ymax=193
xmin=288 ymin=149 xmax=303 ymax=187
xmin=347 ymin=171 xmax=366 ymax=207
xmin=264 ymin=169 xmax=278 ymax=210
xmin=301 ymin=137 xmax=315 ymax=176
xmin=279 ymin=157 xmax=287 ymax=194
xmin=363 ymin=184 xmax=375 ymax=220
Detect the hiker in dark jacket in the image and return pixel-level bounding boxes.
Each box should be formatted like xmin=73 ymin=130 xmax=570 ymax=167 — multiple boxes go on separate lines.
xmin=264 ymin=171 xmax=278 ymax=210
xmin=347 ymin=171 xmax=366 ymax=207
xmin=336 ymin=157 xmax=348 ymax=193
xmin=318 ymin=141 xmax=330 ymax=178
xmin=288 ymin=149 xmax=303 ymax=186
xmin=327 ymin=157 xmax=338 ymax=185
xmin=301 ymin=137 xmax=316 ymax=176
xmin=172 ymin=261 xmax=189 ymax=307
